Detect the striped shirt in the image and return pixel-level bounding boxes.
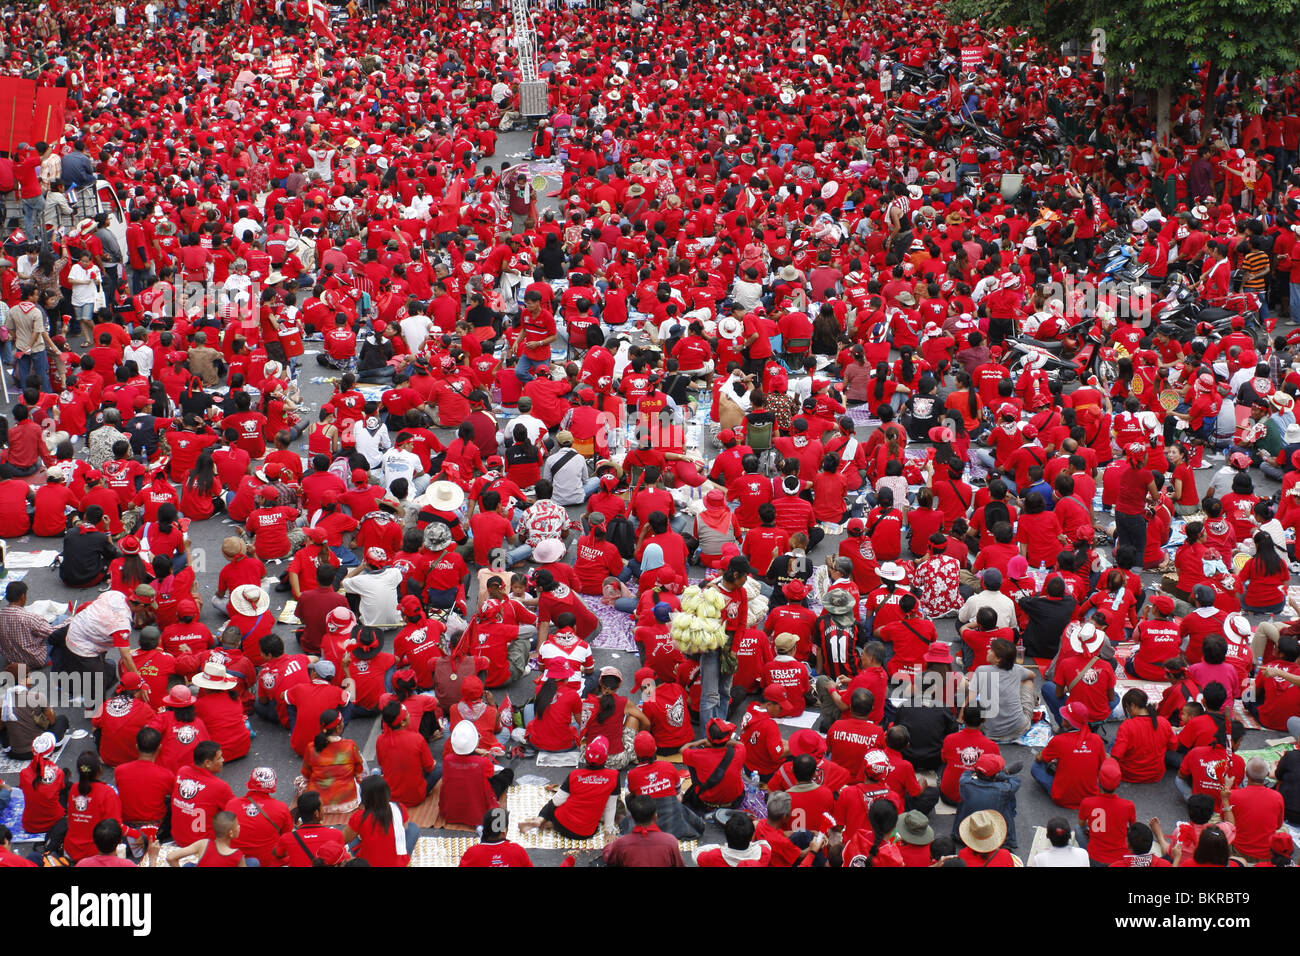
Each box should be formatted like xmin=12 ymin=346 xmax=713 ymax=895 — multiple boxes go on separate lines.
xmin=1241 ymin=249 xmax=1271 ymax=292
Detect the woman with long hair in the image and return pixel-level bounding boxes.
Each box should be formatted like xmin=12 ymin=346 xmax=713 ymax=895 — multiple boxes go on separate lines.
xmin=180 ymin=450 xmax=224 ymax=521
xmin=868 ymin=360 xmax=904 ymax=411
xmin=581 ymin=670 xmax=629 ymax=758
xmin=943 ymin=370 xmax=984 ymax=438
xmin=1110 ymin=688 xmax=1176 ymax=783
xmin=61 ymin=751 xmax=123 ymax=863
xmin=1236 ymin=531 xmax=1290 ymax=614
xmin=840 ymin=794 xmax=904 ymax=867
xmin=343 ymin=775 xmax=416 ymax=867
xmin=107 ymin=534 xmax=152 ymax=596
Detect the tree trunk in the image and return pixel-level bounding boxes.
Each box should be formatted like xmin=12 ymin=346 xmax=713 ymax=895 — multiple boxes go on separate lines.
xmin=1154 ymin=85 xmax=1173 ymax=144
xmin=1200 ymin=60 xmax=1217 ymax=144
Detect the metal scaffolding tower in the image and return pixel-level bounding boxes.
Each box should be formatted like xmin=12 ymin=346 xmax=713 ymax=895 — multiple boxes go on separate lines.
xmin=512 ymin=0 xmax=549 ymax=116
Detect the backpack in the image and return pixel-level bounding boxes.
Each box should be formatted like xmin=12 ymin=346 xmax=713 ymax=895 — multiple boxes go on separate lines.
xmin=604 ymin=514 xmax=637 ymax=560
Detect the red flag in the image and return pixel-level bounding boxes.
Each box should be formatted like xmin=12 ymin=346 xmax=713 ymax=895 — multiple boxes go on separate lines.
xmin=948 ymin=74 xmax=962 ymax=112
xmin=240 ymin=0 xmax=253 ymax=22
xmin=32 ymin=87 xmax=66 ymax=145
xmin=307 ymin=0 xmax=336 ymax=43
xmin=0 ymin=77 xmax=36 ymax=154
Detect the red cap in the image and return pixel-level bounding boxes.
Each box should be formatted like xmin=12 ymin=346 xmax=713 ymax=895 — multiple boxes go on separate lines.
xmin=787 ymin=729 xmax=827 ymax=757
xmin=351 ymin=467 xmax=369 ymax=484
xmin=1099 ymin=758 xmax=1123 ymax=790
xmin=705 ymin=718 xmax=735 ymax=742
xmin=633 ymin=731 xmax=657 ymax=759
xmin=460 ymin=676 xmax=484 ymax=701
xmin=585 ymin=735 xmax=610 ymax=765
xmin=846 ymin=517 xmax=865 ymax=534
xmin=975 ymin=753 xmax=1005 ymax=777
xmin=717 ymin=428 xmax=736 ymax=443
xmin=177 ymin=598 xmax=198 ymax=618
xmin=1149 ymin=593 xmax=1175 ymax=615
xmin=303 ymin=526 xmax=327 ymax=544
xmin=257 ymin=484 xmax=279 ymax=500
xmin=763 ymin=684 xmax=786 ymax=703
xmin=633 ymin=667 xmax=656 ymax=687
xmin=783 ymin=579 xmax=809 ymax=599
xmin=119 ymin=672 xmax=142 ymax=691
xmin=399 ymin=594 xmax=423 ymax=615
xmin=1061 ymin=701 xmax=1091 ymax=730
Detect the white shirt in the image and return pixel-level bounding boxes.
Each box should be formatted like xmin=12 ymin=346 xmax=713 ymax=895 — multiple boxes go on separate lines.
xmin=232 ymin=217 xmax=262 ymax=240
xmin=308 ymin=148 xmax=336 ymax=182
xmin=1029 ymin=845 xmax=1090 ymax=867
xmin=381 ymin=447 xmax=422 ymax=491
xmin=511 ymin=413 xmax=547 ymax=445
xmin=399 ymin=313 xmax=436 ymax=353
xmin=68 ymin=263 xmax=100 ymax=307
xmin=342 ymin=567 xmax=403 ymax=627
xmin=353 ymin=423 xmax=393 ymax=468
xmin=124 ymin=342 xmax=154 ymax=377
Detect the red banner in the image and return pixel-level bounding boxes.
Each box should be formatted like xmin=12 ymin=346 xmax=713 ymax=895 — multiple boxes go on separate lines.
xmin=32 ymin=87 xmax=66 ymax=146
xmin=0 ymin=77 xmax=36 ymax=154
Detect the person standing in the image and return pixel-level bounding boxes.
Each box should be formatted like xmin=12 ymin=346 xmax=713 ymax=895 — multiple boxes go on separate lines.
xmin=1113 ymin=443 xmax=1158 ymax=563
xmin=6 ymin=281 xmax=56 ymax=392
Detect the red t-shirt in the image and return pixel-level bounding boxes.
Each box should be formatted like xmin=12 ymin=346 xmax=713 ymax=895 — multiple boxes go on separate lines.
xmin=115 ymin=759 xmax=175 ymax=824
xmin=347 ymin=806 xmax=411 ymax=867
xmin=1039 ymin=729 xmax=1105 ymax=808
xmin=1077 ymin=793 xmax=1137 ymax=865
xmin=169 ymin=766 xmax=235 ymax=846
xmin=459 ymin=840 xmax=534 ymax=867
xmin=63 ymin=782 xmax=123 ymax=862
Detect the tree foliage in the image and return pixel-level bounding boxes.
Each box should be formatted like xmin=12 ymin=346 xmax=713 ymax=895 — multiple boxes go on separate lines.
xmin=947 ymin=0 xmax=1300 ymax=93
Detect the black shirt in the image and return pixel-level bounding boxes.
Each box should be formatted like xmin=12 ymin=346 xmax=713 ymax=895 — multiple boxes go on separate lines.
xmin=60 ymin=526 xmax=118 ymax=586
xmin=892 ymin=703 xmax=959 ymax=771
xmin=1018 ymin=594 xmax=1078 ymax=660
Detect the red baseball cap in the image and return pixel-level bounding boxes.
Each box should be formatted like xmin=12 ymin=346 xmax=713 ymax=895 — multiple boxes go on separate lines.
xmin=975 ymin=753 xmax=1005 ymax=777
xmin=1099 ymin=758 xmax=1123 ymax=790
xmin=787 ymin=729 xmax=827 ymax=757
xmin=633 ymin=731 xmax=657 ymax=759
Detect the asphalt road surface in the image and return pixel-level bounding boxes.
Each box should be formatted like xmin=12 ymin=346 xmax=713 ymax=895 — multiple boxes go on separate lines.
xmin=2 ymin=130 xmax=1286 ymax=867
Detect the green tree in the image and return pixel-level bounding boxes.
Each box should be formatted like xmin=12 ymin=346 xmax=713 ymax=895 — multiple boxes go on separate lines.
xmin=947 ymin=0 xmax=1300 ymax=141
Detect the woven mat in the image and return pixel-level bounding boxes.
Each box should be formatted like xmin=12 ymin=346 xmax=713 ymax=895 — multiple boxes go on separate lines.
xmin=505 ymin=784 xmax=698 ymax=852
xmin=580 ymin=594 xmax=639 ymax=652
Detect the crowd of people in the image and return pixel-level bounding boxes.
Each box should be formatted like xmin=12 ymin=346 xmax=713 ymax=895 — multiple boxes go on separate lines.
xmin=0 ymin=0 xmax=1298 ymax=868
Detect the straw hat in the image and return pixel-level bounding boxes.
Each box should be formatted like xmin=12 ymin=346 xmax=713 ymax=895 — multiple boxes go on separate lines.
xmin=230 ymin=584 xmax=269 ymax=617
xmin=958 ymin=809 xmax=1007 ymax=853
